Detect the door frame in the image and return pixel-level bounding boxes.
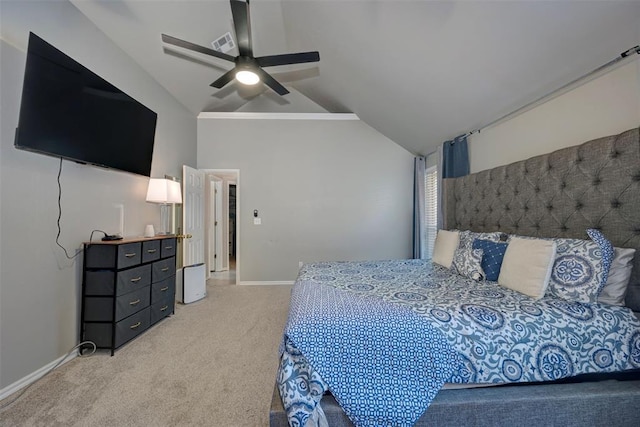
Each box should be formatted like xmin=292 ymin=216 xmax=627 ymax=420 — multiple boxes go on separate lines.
xmin=207 ymin=178 xmax=224 ymax=273
xmin=203 ymin=169 xmax=240 ymax=285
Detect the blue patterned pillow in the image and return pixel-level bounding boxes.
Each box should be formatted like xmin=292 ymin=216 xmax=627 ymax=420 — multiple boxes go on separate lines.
xmin=458 ymin=230 xmax=502 ymax=252
xmin=451 ymin=247 xmax=485 ymax=281
xmin=586 ymin=228 xmax=615 ymax=294
xmin=547 ymin=229 xmax=614 ymax=303
xmin=472 ymin=239 xmax=508 ymax=282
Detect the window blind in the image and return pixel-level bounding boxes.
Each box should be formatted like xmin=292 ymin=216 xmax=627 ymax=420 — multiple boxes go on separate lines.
xmin=424 ymin=165 xmax=438 ymax=259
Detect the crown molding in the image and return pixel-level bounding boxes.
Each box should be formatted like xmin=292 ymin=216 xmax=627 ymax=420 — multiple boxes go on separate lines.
xmin=197 ymin=112 xmax=359 ymax=120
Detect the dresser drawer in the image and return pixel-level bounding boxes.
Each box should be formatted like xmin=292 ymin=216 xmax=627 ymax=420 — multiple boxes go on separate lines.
xmin=85 ymin=244 xmax=117 ymax=269
xmin=115 ymin=286 xmax=150 ymax=322
xmin=84 ymin=270 xmax=115 ymax=296
xmin=150 ymin=297 xmax=174 ymax=325
xmin=83 ymin=296 xmax=114 ymax=322
xmin=152 ymin=258 xmax=176 ymax=283
xmin=114 ymin=307 xmax=150 ymax=348
xmin=83 ymin=308 xmax=151 ymax=349
xmin=151 ymin=276 xmax=175 ymax=304
xmin=83 ymin=322 xmax=113 ymax=348
xmin=161 ymin=238 xmax=177 ymax=258
xmin=116 ymin=265 xmax=151 ymax=296
xmin=142 ymin=240 xmax=161 ymax=263
xmin=85 ymin=265 xmax=151 ymax=296
xmin=117 ymin=242 xmax=142 ymax=269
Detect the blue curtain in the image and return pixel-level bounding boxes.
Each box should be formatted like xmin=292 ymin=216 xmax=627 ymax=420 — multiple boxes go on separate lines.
xmin=413 ymin=157 xmax=426 ymax=259
xmin=442 ymin=134 xmax=469 ymax=179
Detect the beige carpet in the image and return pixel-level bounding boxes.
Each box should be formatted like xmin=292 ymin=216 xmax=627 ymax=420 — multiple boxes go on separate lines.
xmin=0 ymin=283 xmax=292 ymax=427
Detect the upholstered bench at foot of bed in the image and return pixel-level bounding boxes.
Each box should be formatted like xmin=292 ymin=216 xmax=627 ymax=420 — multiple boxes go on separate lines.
xmin=270 ymin=380 xmax=640 ymax=427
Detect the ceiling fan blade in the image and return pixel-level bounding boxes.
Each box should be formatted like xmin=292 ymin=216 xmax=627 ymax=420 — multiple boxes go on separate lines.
xmin=162 ymin=34 xmax=235 ymax=62
xmin=230 ymin=0 xmax=253 ymax=57
xmin=210 ymin=68 xmax=237 ymax=88
xmin=256 ymin=51 xmax=320 ymax=68
xmin=254 ymin=67 xmax=289 ymax=95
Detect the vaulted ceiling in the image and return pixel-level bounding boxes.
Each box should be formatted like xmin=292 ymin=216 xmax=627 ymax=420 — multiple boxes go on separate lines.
xmin=71 ymin=0 xmax=640 ymax=156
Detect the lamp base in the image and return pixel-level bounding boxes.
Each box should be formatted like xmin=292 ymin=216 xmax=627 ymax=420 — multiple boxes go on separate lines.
xmin=158 ymin=204 xmax=171 ymax=235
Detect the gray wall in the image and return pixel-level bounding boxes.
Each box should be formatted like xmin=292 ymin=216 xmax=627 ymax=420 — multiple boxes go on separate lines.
xmin=0 ymin=1 xmax=197 ymax=389
xmin=469 ymin=58 xmax=640 ymax=173
xmin=197 ymin=116 xmax=415 ymax=282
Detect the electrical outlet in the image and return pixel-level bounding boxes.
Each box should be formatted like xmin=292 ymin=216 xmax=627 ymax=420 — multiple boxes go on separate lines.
xmin=254 ymin=218 xmax=261 ymax=225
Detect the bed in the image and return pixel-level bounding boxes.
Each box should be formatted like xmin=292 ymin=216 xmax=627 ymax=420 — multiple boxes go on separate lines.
xmin=270 ymin=127 xmax=640 ymax=427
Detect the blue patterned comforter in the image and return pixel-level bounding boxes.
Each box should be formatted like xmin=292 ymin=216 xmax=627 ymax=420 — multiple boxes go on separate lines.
xmin=277 ymin=259 xmax=640 ymax=427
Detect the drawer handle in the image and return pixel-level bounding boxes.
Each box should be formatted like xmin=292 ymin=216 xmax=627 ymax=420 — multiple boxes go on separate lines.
xmin=130 ymin=322 xmax=141 ymax=329
xmin=160 ymin=286 xmax=169 ymax=292
xmin=130 ymin=277 xmax=142 ymax=283
xmin=129 ymin=299 xmax=141 ymax=306
xmin=160 ymin=305 xmax=169 ymax=312
xmin=165 ymin=246 xmax=173 ymax=250
xmin=124 ymin=253 xmax=136 ymax=258
xmin=161 ymin=267 xmax=170 ymax=272
xmin=147 ymin=249 xmax=157 ymax=253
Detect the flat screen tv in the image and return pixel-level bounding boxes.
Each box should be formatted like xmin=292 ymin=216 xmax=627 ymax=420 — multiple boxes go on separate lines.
xmin=15 ymin=32 xmax=157 ymax=177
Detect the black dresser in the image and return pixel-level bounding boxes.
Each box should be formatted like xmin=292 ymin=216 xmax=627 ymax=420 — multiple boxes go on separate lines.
xmin=80 ymin=236 xmax=177 ymax=355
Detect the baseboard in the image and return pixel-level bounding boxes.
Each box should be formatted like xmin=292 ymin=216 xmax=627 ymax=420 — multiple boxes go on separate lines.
xmin=239 ymin=281 xmax=294 ymax=286
xmin=0 ymin=351 xmax=78 ymax=401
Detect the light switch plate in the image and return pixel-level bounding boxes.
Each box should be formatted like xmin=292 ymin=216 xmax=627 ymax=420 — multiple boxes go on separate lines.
xmin=254 ymin=218 xmax=261 ymax=225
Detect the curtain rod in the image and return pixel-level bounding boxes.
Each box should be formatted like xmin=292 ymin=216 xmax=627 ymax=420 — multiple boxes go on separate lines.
xmin=462 ymin=44 xmax=640 ymax=139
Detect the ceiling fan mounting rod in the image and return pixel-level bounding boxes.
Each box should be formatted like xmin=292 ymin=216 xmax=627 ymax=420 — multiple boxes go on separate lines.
xmin=236 ymin=56 xmax=257 ymax=68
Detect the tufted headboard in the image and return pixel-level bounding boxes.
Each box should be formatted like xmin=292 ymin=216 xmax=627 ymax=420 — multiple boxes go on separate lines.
xmin=443 ymin=127 xmax=640 ymax=312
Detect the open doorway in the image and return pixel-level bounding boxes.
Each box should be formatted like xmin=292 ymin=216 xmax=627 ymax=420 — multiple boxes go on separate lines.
xmin=205 ymin=170 xmax=239 ymax=285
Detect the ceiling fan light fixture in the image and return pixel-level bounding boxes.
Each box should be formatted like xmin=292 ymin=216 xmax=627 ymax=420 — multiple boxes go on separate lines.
xmin=235 ymin=69 xmax=260 ymax=85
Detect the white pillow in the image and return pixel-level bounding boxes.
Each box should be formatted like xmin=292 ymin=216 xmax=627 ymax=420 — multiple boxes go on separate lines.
xmin=432 ymin=230 xmax=460 ymax=268
xmin=598 ymin=247 xmax=636 ymax=306
xmin=498 ymin=237 xmax=557 ymax=299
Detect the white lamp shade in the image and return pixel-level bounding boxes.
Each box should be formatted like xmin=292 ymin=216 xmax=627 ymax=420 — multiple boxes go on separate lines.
xmin=167 ymin=180 xmax=182 ymax=204
xmin=146 ymin=178 xmax=182 ymax=204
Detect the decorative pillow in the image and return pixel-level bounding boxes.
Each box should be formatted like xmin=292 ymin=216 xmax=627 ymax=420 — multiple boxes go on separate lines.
xmin=546 ymin=229 xmax=614 ymax=303
xmin=598 ymin=247 xmax=636 ymax=306
xmin=451 ymin=247 xmax=485 ymax=281
xmin=472 ymin=239 xmax=508 ymax=282
xmin=458 ymin=230 xmax=502 ymax=252
xmin=498 ymin=237 xmax=556 ymax=299
xmin=585 ymin=229 xmax=615 ymax=293
xmin=432 ymin=230 xmax=460 ymax=268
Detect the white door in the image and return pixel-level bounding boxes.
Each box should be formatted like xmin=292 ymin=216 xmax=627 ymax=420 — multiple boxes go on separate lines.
xmin=214 ymin=180 xmax=224 ymax=272
xmin=182 ymin=165 xmax=205 ymax=267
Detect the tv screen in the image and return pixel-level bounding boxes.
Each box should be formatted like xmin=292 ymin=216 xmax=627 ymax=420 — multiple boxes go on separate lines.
xmin=15 ymin=32 xmax=157 ymax=177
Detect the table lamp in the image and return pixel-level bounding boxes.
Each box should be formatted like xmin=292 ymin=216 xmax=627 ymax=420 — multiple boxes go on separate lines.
xmin=146 ymin=178 xmax=182 ymax=235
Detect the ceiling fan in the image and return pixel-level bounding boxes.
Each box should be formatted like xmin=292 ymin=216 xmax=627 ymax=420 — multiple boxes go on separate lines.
xmin=161 ymin=0 xmax=320 ymax=96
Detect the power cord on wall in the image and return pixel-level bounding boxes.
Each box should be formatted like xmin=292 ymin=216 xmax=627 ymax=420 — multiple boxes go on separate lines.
xmin=56 ymin=157 xmax=86 ymax=259
xmin=0 ymin=341 xmax=96 ymax=411
xmin=55 ymin=158 xmax=83 ymax=259
xmin=55 ymin=158 xmax=111 ymax=258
